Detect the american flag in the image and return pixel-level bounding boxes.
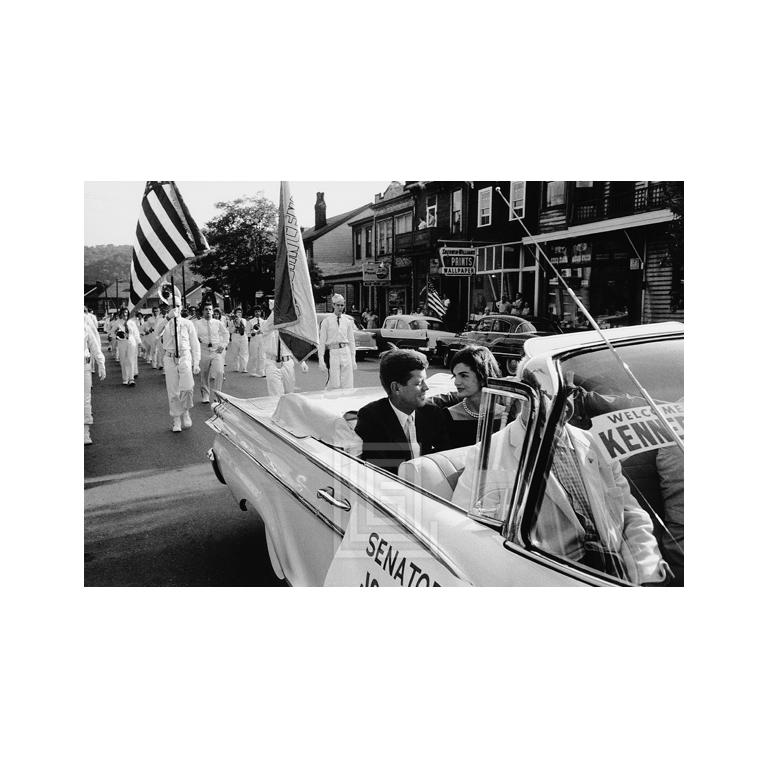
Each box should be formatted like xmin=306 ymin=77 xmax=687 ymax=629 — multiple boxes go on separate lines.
xmin=426 ymin=287 xmax=447 ymax=318
xmin=128 ymin=181 xmax=209 ymax=310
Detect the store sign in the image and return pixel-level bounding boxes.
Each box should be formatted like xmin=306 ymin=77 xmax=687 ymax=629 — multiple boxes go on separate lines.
xmin=630 ymin=257 xmax=641 ymax=270
xmin=572 ymin=241 xmax=592 ymax=264
xmin=393 ymin=256 xmax=412 ymax=269
xmin=363 ymin=261 xmax=391 ymax=286
xmin=550 ymin=245 xmax=569 ymax=265
xmin=429 ymin=258 xmax=441 ymax=275
xmin=439 ymin=246 xmax=477 ymax=276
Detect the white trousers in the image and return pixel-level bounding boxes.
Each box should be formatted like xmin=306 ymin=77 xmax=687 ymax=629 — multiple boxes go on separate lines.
xmin=84 ymin=364 xmax=93 ymax=425
xmin=118 ymin=338 xmax=137 ymax=382
xmin=163 ymin=352 xmax=194 ymax=417
xmin=328 ymin=347 xmax=354 ymax=389
xmin=246 ymin=335 xmax=265 ymax=375
xmin=232 ymin=334 xmax=249 ymax=371
xmin=199 ymin=349 xmax=225 ymax=400
xmin=266 ymin=359 xmax=295 ymax=396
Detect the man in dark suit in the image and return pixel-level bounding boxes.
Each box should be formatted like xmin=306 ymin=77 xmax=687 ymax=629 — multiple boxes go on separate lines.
xmin=355 ymin=349 xmax=451 ymax=475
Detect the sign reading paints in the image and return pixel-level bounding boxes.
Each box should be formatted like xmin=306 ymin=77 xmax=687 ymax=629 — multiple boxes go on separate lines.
xmin=589 ymin=402 xmax=684 ymax=460
xmin=324 ymin=505 xmax=467 ymax=587
xmin=439 ymin=247 xmax=476 ymax=276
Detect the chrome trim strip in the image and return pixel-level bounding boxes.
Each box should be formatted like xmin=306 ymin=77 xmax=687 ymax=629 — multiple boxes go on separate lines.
xmin=213 ymin=429 xmax=345 ymax=539
xmin=210 ymin=395 xmax=472 ymax=583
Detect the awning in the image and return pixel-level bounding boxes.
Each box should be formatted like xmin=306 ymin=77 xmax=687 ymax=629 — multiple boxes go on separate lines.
xmin=521 ymin=209 xmax=675 ymax=245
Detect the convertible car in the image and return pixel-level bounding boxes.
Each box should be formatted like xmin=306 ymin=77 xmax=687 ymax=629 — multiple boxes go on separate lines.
xmin=206 ymin=322 xmax=684 ymax=587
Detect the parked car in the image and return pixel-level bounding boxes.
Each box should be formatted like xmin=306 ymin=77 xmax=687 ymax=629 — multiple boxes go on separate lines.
xmin=436 ymin=314 xmax=562 ymax=375
xmin=206 ymin=322 xmax=683 ymax=587
xmin=314 ymin=313 xmax=377 ymax=361
xmin=375 ymin=314 xmax=456 ymax=358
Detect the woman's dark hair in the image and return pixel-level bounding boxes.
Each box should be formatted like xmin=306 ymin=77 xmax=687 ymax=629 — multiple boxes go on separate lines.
xmin=379 ymin=348 xmax=428 ymax=393
xmin=450 ymin=345 xmax=501 ymax=390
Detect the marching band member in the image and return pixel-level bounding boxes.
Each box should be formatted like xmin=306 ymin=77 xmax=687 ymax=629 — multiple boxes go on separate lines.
xmin=193 ymin=301 xmax=230 ymax=404
xmin=246 ymin=308 xmax=266 ymax=377
xmin=157 ymin=282 xmax=201 ymax=432
xmin=152 ymin=308 xmax=167 ymax=370
xmin=84 ymin=312 xmax=106 ymax=445
xmin=107 ymin=312 xmax=121 ymax=362
xmin=317 ymin=294 xmax=357 ymax=389
xmin=228 ymin=307 xmax=249 ymax=372
xmin=115 ymin=307 xmax=140 ymax=386
xmin=142 ymin=306 xmax=160 ymax=363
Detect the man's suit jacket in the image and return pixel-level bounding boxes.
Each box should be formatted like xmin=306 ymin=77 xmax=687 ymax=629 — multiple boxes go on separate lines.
xmin=355 ymin=397 xmax=451 ymax=475
xmin=451 ymin=419 xmax=665 ymax=585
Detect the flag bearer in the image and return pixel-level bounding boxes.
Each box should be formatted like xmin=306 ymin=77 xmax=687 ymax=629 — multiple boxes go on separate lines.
xmin=84 ymin=313 xmax=106 ymax=445
xmin=260 ymin=316 xmax=308 ymax=397
xmin=158 ymin=283 xmax=200 ymax=432
xmin=194 ymin=301 xmax=229 ymax=404
xmin=318 ymin=294 xmax=357 ymax=389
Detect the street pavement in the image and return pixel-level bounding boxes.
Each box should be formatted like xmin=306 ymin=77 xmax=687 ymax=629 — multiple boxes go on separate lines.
xmin=84 ymin=337 xmax=386 ymax=586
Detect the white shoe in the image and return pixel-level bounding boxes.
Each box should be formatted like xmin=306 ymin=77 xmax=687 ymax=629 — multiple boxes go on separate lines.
xmin=172 ymin=417 xmax=182 ymax=432
xmin=181 ymin=411 xmax=192 ymax=429
xmin=201 ymin=397 xmax=210 ymax=404
xmin=84 ymin=426 xmax=92 ymax=445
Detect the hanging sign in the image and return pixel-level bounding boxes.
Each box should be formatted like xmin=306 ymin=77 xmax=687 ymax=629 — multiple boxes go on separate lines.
xmin=363 ymin=261 xmax=391 ymax=286
xmin=439 ymin=246 xmax=476 ymax=276
xmin=324 ymin=505 xmax=468 ymax=587
xmin=572 ymin=241 xmax=592 ymax=264
xmin=550 ymin=245 xmax=569 ymax=265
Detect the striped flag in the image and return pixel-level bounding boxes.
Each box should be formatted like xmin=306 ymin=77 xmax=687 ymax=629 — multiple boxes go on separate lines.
xmin=273 ymin=181 xmax=319 ymax=361
xmin=128 ymin=181 xmax=209 ymax=310
xmin=426 ymin=287 xmax=447 ymax=318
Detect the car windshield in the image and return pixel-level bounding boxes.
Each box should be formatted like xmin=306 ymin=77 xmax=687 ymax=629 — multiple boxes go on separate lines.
xmin=529 ymin=336 xmax=684 ymax=585
xmin=528 ymin=318 xmax=559 ymax=333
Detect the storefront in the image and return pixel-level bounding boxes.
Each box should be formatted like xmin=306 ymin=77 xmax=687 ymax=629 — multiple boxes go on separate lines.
xmin=472 ymin=242 xmax=542 ymax=318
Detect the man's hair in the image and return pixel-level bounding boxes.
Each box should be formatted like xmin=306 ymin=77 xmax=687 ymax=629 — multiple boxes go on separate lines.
xmin=450 ymin=345 xmax=501 ymax=390
xmin=202 ymin=301 xmax=213 ymax=309
xmin=379 ymin=348 xmax=427 ymax=393
xmin=331 ymin=293 xmax=345 ymax=304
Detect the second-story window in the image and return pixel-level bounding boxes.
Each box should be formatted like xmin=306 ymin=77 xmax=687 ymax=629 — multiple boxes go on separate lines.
xmin=395 ymin=212 xmax=411 ymax=235
xmin=544 ymin=181 xmax=566 ymax=207
xmin=376 ymin=219 xmax=393 ymax=256
xmin=451 ymin=189 xmax=462 ymax=233
xmin=426 ymin=195 xmax=437 ymax=227
xmin=478 ymin=186 xmax=492 ymax=227
xmin=510 ymin=181 xmax=526 ymax=219
xmin=355 ymin=230 xmax=362 ymax=260
xmin=365 ymin=226 xmax=372 ymax=258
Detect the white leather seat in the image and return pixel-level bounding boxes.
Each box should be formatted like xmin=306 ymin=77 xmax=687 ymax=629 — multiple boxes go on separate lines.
xmin=398 ymin=445 xmax=471 ymax=501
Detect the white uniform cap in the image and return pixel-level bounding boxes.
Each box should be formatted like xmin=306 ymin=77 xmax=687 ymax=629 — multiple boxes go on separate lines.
xmin=331 ymin=293 xmax=345 ymax=304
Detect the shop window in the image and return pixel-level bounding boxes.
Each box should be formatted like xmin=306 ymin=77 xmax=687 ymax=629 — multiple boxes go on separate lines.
xmin=510 ymin=181 xmax=526 ymax=219
xmin=478 ymin=187 xmax=492 ymax=226
xmin=426 ymin=196 xmax=437 ymax=227
xmin=544 ymin=181 xmax=566 ymax=207
xmin=451 ymin=189 xmax=463 ymax=233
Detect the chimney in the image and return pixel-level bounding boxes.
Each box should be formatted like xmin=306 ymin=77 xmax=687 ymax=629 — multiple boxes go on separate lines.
xmin=315 ymin=192 xmax=327 ymax=230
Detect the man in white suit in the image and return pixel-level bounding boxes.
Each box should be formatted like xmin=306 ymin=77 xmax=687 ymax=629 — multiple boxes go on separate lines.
xmin=452 ymin=408 xmax=668 ymax=585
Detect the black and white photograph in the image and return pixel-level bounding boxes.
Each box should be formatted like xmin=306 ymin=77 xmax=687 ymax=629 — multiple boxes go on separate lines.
xmin=84 ymin=180 xmax=684 ymax=588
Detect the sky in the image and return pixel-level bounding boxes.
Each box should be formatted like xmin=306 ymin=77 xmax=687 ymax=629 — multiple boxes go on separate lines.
xmin=83 ymin=181 xmax=392 ymax=245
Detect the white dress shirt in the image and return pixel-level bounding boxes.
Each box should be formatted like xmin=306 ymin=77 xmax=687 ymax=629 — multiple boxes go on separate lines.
xmin=389 ymin=401 xmax=420 ymax=459
xmin=194 ymin=317 xmax=230 ymax=349
xmin=318 ymin=313 xmax=357 ymax=358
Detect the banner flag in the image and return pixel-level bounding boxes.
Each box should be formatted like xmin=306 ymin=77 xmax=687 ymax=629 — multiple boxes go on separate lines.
xmin=273 ymin=181 xmax=319 ymax=361
xmin=426 ymin=287 xmax=447 ymax=318
xmin=128 ymin=181 xmax=209 ymax=311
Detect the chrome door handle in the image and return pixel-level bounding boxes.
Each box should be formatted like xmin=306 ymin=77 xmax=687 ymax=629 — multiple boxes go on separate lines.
xmin=317 ymin=487 xmax=352 ymax=511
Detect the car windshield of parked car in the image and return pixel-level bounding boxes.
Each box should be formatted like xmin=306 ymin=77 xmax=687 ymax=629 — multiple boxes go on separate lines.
xmin=528 ymin=318 xmax=560 ymax=333
xmin=527 ymin=337 xmax=684 ymax=586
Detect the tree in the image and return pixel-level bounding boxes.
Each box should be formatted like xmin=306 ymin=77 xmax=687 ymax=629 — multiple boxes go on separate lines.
xmin=192 ymin=195 xmax=279 ymax=308
xmin=192 ymin=194 xmax=329 ymax=309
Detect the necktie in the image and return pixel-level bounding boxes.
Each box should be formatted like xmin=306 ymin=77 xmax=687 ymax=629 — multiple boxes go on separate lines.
xmin=277 ymin=334 xmax=282 ymax=360
xmin=337 ymin=314 xmax=340 ymax=326
xmin=405 ymin=414 xmax=419 ymax=459
xmin=207 ymin=320 xmax=212 ymax=348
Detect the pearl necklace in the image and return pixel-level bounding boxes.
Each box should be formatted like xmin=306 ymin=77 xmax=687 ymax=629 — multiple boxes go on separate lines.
xmin=462 ymin=399 xmax=480 ymax=419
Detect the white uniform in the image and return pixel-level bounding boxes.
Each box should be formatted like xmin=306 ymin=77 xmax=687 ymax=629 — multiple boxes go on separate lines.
xmin=153 ymin=315 xmax=168 ymax=369
xmin=246 ymin=316 xmax=266 ymax=376
xmin=141 ymin=313 xmax=158 ymax=361
xmin=117 ymin=317 xmax=140 ymax=384
xmin=107 ymin=318 xmax=121 ymax=361
xmin=229 ymin=316 xmax=249 ymax=371
xmin=194 ymin=317 xmax=230 ymax=402
xmin=318 ymin=313 xmax=357 ymax=389
xmin=84 ymin=316 xmax=106 ymax=441
xmin=85 ymin=311 xmax=99 ymax=372
xmin=262 ymin=326 xmax=296 ymax=396
xmin=160 ymin=313 xmax=201 ymax=418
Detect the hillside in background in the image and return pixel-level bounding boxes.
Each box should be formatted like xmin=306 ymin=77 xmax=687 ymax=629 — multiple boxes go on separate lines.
xmin=84 ymin=244 xmax=133 ymax=284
